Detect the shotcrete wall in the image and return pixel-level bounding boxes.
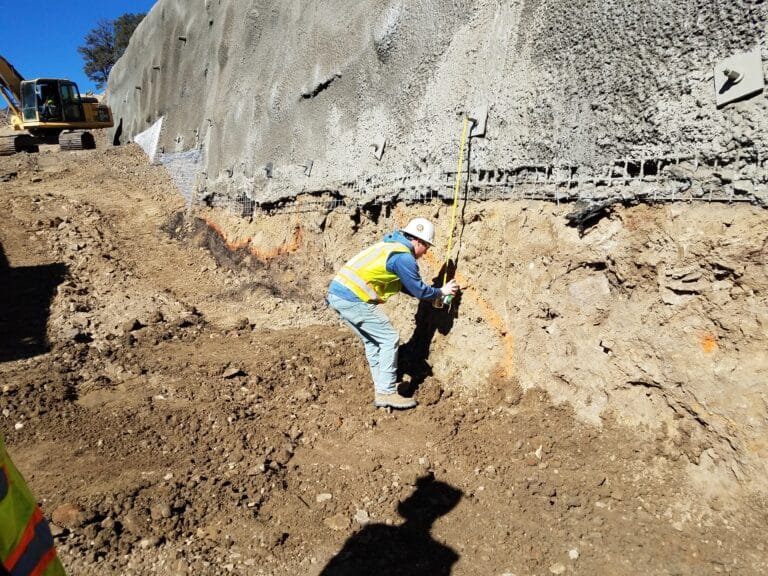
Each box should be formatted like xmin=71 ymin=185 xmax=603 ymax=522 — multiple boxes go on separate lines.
xmin=107 ymin=0 xmax=768 ymax=206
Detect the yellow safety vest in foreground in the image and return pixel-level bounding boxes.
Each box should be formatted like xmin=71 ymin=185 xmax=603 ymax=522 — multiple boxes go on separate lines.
xmin=334 ymin=241 xmax=411 ymax=303
xmin=0 ymin=434 xmax=65 ymax=576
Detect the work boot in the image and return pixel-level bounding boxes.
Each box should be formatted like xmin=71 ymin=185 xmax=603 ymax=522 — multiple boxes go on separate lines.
xmin=374 ymin=391 xmax=417 ymax=410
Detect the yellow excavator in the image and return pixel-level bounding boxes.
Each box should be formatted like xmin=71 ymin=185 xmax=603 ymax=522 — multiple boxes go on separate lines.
xmin=0 ymin=54 xmax=113 ymax=155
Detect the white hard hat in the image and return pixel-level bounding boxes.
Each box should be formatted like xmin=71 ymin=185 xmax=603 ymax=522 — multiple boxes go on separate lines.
xmin=402 ymin=217 xmax=435 ymax=245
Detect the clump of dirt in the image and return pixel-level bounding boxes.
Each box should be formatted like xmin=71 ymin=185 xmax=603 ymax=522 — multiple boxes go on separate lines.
xmin=0 ymin=144 xmax=767 ymax=575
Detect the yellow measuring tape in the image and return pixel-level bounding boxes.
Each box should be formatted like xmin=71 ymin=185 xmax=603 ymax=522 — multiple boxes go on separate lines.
xmin=442 ymin=116 xmax=471 ymax=287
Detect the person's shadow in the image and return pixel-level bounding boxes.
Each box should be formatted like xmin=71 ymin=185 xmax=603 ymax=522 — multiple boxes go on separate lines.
xmin=319 ymin=475 xmax=462 ymax=575
xmin=398 ymin=260 xmax=461 ymax=394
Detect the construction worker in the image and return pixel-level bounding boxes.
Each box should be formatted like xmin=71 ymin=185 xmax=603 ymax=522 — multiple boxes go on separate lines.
xmin=326 ymin=217 xmax=459 ymax=410
xmin=0 ymin=433 xmax=66 ymax=576
xmin=40 ymin=93 xmax=58 ymax=121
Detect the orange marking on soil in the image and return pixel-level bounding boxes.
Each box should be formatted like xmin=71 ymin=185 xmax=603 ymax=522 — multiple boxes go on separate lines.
xmin=463 ymin=285 xmax=516 ymax=377
xmin=701 ymin=333 xmax=718 ymax=353
xmin=204 ymin=219 xmax=302 ymax=262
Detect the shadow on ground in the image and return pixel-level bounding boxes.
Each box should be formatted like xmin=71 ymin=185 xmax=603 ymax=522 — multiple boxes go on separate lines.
xmin=319 ymin=475 xmax=462 ymax=575
xmin=0 ymin=243 xmax=67 ymax=362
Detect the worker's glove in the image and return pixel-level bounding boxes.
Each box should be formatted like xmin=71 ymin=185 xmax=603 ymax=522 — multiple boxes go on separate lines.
xmin=440 ymin=279 xmax=459 ymax=297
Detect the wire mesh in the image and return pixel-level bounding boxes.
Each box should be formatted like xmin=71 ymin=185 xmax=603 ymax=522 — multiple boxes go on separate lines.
xmin=163 ymin=144 xmax=768 ymax=219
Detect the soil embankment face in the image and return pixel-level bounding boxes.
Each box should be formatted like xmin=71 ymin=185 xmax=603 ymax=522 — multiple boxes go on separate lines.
xmin=1 ymin=144 xmax=767 ymax=575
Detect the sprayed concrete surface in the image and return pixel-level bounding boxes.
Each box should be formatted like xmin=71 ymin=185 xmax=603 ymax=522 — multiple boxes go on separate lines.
xmin=108 ymin=0 xmax=768 ymax=206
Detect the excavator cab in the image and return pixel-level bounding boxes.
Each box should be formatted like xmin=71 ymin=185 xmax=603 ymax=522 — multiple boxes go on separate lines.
xmin=22 ymin=80 xmax=62 ymax=122
xmin=20 ymin=78 xmax=109 ymax=127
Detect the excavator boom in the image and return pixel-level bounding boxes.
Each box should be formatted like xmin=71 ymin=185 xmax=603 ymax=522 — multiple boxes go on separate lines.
xmin=0 ymin=54 xmax=24 ymax=117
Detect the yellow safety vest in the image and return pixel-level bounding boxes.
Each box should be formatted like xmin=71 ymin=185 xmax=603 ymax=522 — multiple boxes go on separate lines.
xmin=0 ymin=434 xmax=65 ymax=576
xmin=333 ymin=241 xmax=411 ymax=303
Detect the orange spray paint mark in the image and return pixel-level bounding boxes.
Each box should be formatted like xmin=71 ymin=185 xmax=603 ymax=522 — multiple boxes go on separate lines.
xmin=203 ymin=218 xmax=302 ymax=262
xmin=701 ymin=333 xmax=718 ymax=353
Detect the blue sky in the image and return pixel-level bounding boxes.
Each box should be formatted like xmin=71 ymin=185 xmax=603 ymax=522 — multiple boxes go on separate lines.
xmin=0 ymin=0 xmax=158 ymax=94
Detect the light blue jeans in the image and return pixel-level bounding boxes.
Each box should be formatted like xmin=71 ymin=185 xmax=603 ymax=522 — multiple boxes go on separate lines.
xmin=326 ymin=293 xmax=399 ymax=394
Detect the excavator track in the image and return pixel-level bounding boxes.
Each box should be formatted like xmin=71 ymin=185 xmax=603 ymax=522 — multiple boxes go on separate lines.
xmin=0 ymin=134 xmax=39 ymax=156
xmin=59 ymin=131 xmax=95 ymax=151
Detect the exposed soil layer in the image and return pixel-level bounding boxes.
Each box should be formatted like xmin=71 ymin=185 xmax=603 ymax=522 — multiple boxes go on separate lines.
xmin=1 ymin=144 xmax=767 ymax=575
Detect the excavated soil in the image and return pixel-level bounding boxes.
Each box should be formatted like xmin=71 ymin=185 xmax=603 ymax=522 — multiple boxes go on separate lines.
xmin=1 ymin=143 xmax=767 ymax=575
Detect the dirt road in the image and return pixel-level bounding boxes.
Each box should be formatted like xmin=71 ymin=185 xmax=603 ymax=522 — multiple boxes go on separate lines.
xmin=1 ymin=144 xmax=766 ymax=575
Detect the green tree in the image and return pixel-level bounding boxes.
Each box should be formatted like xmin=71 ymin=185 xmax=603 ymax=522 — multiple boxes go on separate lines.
xmin=78 ymin=12 xmax=146 ymax=90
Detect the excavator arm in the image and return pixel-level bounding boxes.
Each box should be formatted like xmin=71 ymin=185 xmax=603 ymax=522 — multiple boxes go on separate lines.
xmin=0 ymin=55 xmax=23 ymax=118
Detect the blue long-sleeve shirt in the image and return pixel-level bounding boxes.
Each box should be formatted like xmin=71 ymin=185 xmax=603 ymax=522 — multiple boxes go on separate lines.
xmin=328 ymin=230 xmax=442 ymax=302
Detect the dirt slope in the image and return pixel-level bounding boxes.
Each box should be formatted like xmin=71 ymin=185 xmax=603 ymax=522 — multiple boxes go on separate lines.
xmin=1 ymin=144 xmax=767 ymax=575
